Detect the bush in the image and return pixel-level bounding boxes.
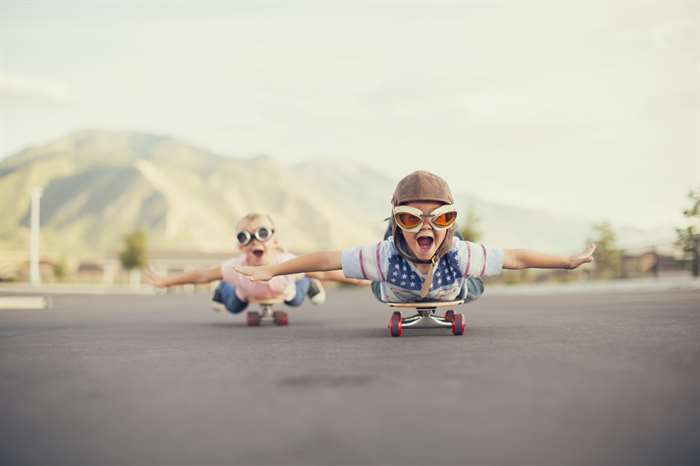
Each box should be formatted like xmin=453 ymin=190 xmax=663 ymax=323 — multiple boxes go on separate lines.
xmin=119 ymin=231 xmax=147 ymax=271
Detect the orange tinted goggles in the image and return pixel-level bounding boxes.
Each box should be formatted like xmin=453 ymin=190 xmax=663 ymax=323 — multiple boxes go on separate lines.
xmin=393 ymin=205 xmax=457 ymax=233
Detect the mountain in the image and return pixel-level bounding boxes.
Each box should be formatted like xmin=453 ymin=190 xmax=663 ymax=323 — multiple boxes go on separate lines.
xmin=0 ymin=130 xmax=673 ymax=260
xmin=0 ymin=130 xmax=385 ymax=258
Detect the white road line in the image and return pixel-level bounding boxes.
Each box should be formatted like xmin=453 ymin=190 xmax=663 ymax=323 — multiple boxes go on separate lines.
xmin=0 ymin=296 xmax=49 ymax=310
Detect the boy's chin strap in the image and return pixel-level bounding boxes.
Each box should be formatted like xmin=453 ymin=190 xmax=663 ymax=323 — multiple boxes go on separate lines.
xmin=418 ymin=256 xmax=438 ymax=298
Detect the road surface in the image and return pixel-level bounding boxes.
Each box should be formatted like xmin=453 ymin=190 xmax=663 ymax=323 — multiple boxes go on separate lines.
xmin=1 ymin=287 xmax=698 ymax=466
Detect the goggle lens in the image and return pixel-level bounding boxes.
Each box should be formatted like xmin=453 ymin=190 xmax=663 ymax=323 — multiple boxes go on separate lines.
xmin=433 ymin=211 xmax=457 ymax=228
xmin=396 ymin=213 xmax=422 ymax=229
xmin=236 ymin=231 xmax=251 ymax=245
xmin=256 ymin=227 xmax=271 ymax=240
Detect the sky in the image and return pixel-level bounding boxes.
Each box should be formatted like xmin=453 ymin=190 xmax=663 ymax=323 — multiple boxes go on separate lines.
xmin=1 ymin=0 xmax=698 ymax=229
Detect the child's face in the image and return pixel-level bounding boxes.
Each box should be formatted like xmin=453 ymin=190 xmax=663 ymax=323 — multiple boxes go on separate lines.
xmin=400 ymin=201 xmax=448 ymax=262
xmin=236 ymin=217 xmax=278 ymax=266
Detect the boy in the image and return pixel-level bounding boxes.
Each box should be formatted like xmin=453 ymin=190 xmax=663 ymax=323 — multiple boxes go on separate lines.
xmin=235 ymin=171 xmax=596 ymax=304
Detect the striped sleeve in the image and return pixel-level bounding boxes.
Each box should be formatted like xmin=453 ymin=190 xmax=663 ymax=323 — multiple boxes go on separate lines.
xmin=341 ymin=240 xmax=391 ymax=281
xmin=455 ymin=239 xmax=504 ymax=278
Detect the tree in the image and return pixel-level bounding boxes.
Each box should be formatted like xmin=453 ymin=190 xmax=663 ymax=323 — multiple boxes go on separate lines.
xmin=676 ymin=190 xmax=700 ymax=277
xmin=53 ymin=257 xmax=68 ymax=282
xmin=460 ymin=208 xmax=482 ymax=242
xmin=119 ymin=231 xmax=147 ymax=271
xmin=588 ymin=221 xmax=623 ymax=279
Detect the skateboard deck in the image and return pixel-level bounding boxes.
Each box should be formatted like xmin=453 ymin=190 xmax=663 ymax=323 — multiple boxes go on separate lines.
xmin=386 ymin=299 xmax=464 ymax=309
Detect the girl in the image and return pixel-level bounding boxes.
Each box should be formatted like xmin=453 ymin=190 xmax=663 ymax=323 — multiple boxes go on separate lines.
xmin=145 ymin=213 xmax=365 ymax=314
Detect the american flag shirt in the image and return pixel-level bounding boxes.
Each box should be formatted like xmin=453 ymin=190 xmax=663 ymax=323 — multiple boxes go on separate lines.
xmin=341 ymin=237 xmax=504 ymax=302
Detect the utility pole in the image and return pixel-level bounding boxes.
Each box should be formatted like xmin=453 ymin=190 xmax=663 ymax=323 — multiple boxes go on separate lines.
xmin=692 ymin=234 xmax=700 ymax=278
xmin=30 ymin=187 xmax=42 ymax=286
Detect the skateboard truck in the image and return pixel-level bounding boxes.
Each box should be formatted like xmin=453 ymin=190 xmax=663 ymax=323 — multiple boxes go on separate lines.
xmin=386 ymin=299 xmax=465 ymax=337
xmin=246 ymin=299 xmax=288 ymax=326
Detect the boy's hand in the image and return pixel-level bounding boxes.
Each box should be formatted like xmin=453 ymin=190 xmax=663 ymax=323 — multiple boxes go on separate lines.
xmin=569 ymin=244 xmax=596 ymax=269
xmin=143 ymin=268 xmax=168 ymax=288
xmin=235 ymin=265 xmax=275 ymax=282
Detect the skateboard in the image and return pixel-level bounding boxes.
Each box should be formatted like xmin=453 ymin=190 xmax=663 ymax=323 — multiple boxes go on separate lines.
xmin=246 ymin=299 xmax=288 ymax=326
xmin=386 ymin=299 xmax=465 ymax=337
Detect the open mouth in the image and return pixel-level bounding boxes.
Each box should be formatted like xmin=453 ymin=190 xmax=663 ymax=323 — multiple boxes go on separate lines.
xmin=252 ymin=249 xmax=264 ymax=258
xmin=416 ymin=236 xmax=434 ymax=251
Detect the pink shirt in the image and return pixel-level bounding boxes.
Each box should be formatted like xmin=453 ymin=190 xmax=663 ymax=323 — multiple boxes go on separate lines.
xmin=220 ymin=252 xmax=303 ymax=302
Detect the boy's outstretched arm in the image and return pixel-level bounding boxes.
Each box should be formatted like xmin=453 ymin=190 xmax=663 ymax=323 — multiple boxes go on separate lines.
xmin=235 ymin=251 xmax=342 ymax=281
xmin=307 ymin=270 xmax=369 ymax=286
xmin=144 ymin=266 xmax=223 ymax=288
xmin=502 ymin=245 xmax=596 ymax=270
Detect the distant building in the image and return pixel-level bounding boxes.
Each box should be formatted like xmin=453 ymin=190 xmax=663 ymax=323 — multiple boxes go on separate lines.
xmin=134 ymin=250 xmax=232 ymax=273
xmin=621 ymin=251 xmax=689 ymax=278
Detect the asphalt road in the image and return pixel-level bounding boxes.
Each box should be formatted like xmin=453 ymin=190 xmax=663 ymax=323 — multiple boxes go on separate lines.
xmin=1 ymin=287 xmax=699 ymax=466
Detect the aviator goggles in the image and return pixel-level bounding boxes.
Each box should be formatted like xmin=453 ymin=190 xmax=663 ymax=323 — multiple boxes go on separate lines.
xmin=392 ymin=204 xmax=457 ymax=233
xmin=236 ymin=226 xmax=274 ymax=246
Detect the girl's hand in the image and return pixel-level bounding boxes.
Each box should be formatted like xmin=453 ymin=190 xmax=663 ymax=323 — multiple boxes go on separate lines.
xmin=143 ymin=268 xmax=168 ymax=288
xmin=569 ymin=244 xmax=596 ymax=269
xmin=235 ymin=265 xmax=275 ymax=282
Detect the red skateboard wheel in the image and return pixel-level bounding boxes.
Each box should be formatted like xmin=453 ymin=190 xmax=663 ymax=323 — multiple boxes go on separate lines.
xmin=246 ymin=311 xmax=261 ymax=326
xmin=452 ymin=313 xmax=465 ymax=335
xmin=273 ymin=310 xmax=289 ymax=326
xmin=389 ymin=311 xmax=403 ymax=337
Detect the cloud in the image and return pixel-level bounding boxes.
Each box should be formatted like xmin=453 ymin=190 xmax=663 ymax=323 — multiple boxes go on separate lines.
xmin=0 ymin=73 xmax=69 ymax=104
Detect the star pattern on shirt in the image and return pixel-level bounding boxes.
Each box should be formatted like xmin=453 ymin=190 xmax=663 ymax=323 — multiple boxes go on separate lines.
xmin=386 ymin=255 xmax=423 ymax=291
xmin=385 ymin=251 xmax=464 ymax=292
xmin=429 ymin=251 xmax=462 ymax=291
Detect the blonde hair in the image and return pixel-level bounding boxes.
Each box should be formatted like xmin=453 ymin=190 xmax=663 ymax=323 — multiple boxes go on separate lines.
xmin=236 ymin=212 xmax=275 ymax=231
xmin=236 ymin=213 xmax=285 ymax=252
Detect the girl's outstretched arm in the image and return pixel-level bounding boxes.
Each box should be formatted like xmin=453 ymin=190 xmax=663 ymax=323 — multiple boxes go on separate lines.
xmin=235 ymin=251 xmax=342 ymax=281
xmin=503 ymin=244 xmax=596 ymax=270
xmin=144 ymin=266 xmax=223 ymax=288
